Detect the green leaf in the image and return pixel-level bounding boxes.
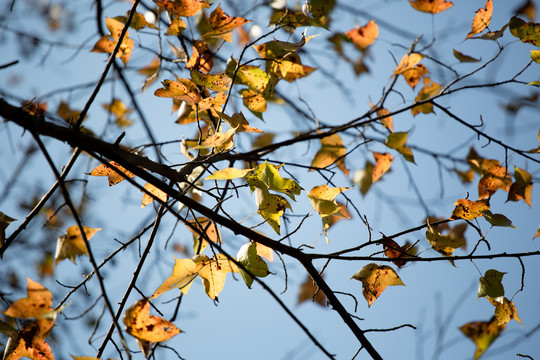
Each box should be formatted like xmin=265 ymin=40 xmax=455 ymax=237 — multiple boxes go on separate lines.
xmin=260 ymin=162 xmax=302 ymax=200
xmin=509 ymin=16 xmax=540 ymax=47
xmin=453 ymin=49 xmax=481 ymax=63
xmin=256 ymin=190 xmax=292 ymax=235
xmin=478 ymin=269 xmax=505 ymax=303
xmin=385 ymin=131 xmax=415 ymax=163
xmin=481 ymin=210 xmax=517 ymax=228
xmin=190 ymin=70 xmax=231 ymax=92
xmin=236 ymin=241 xmax=270 ymax=288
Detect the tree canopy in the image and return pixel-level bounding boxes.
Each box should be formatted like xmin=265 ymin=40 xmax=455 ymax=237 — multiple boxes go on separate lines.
xmin=1 ymin=0 xmax=539 ymax=359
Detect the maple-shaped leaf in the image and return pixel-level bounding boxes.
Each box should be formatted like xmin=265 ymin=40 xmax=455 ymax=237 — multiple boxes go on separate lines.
xmin=189 ymin=129 xmax=235 ymax=152
xmin=114 ymin=11 xmax=157 ymax=31
xmin=186 ymin=41 xmax=212 ymax=73
xmin=460 ymin=317 xmax=505 ymax=360
xmin=409 ymin=0 xmax=453 ymax=14
xmin=345 ymin=20 xmax=378 ymax=50
xmin=154 ymin=79 xmax=201 ymax=106
xmin=202 ymin=5 xmax=251 ymax=42
xmin=0 ymin=211 xmax=16 ymax=248
xmin=205 ymin=167 xmax=253 ymax=180
xmin=227 ymin=61 xmax=270 ymax=93
xmin=272 ymin=59 xmax=317 ymax=82
xmin=152 ymin=254 xmax=237 ymax=300
xmin=217 ymin=111 xmax=263 ymax=133
xmin=88 ymin=161 xmax=136 ymax=186
xmin=372 ymin=152 xmax=393 ymax=183
xmin=4 ymin=278 xmax=53 ymax=319
xmin=385 ymin=131 xmax=415 ymax=163
xmin=102 ymin=98 xmax=133 ymax=127
xmin=255 ymin=189 xmax=292 ymax=235
xmin=352 ymin=161 xmax=374 ymax=196
xmin=426 ymin=221 xmax=465 ymax=266
xmin=55 ymin=225 xmax=101 ymax=264
xmin=308 ymin=185 xmax=350 ymax=241
xmin=481 ymin=210 xmax=517 ymax=229
xmin=469 ymin=159 xmax=512 ymax=199
xmin=351 ymin=263 xmax=405 ymax=307
xmin=393 ymin=53 xmax=428 ymax=89
xmin=241 ymin=89 xmax=267 ymax=115
xmin=466 ymin=0 xmax=493 ymax=39
xmin=381 ymin=236 xmax=417 ymax=268
xmin=450 ymin=198 xmax=490 ymax=220
xmin=92 ymin=17 xmax=134 ymax=65
xmin=298 ymin=275 xmax=327 ymax=307
xmin=123 ymin=299 xmax=180 ymax=342
xmin=507 ymin=166 xmax=533 ymax=207
xmin=154 ymin=0 xmax=209 ymax=17
xmin=453 ymin=49 xmax=481 ymax=63
xmin=510 ymin=16 xmax=540 ymax=47
xmin=258 ymin=162 xmax=302 ymax=200
xmin=2 ymin=321 xmax=54 ymax=360
xmin=411 ymin=77 xmax=441 ymax=116
xmin=190 ymin=70 xmax=231 ymax=92
xmin=237 ymin=241 xmax=270 ymax=288
xmin=478 ymin=269 xmax=505 ymax=303
xmin=310 ymin=133 xmax=350 ymax=177
xmin=166 ymin=16 xmax=187 ymax=36
xmin=138 ymin=57 xmax=160 ymax=91
xmin=141 ymin=182 xmax=168 ymax=208
xmin=187 ymin=217 xmax=222 ymax=254
xmin=487 ymin=297 xmax=523 ymax=326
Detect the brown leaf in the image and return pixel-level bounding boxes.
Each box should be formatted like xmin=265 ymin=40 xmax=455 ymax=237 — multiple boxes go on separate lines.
xmin=298 ymin=275 xmax=326 ymax=307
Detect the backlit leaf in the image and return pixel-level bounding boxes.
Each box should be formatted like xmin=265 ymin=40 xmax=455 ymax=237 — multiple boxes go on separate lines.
xmin=426 ymin=221 xmax=465 ymax=266
xmin=55 ymin=225 xmax=101 ymax=264
xmin=478 ymin=269 xmax=505 ymax=303
xmin=91 ymin=17 xmax=134 ymax=65
xmin=351 ymin=263 xmax=405 ymax=306
xmin=0 ymin=211 xmax=16 ymax=248
xmin=469 ymin=159 xmax=512 ymax=199
xmin=310 ymin=133 xmax=350 ymax=177
xmin=409 ymin=0 xmax=453 ymax=14
xmin=256 ymin=190 xmax=292 ymax=235
xmin=308 ymin=185 xmax=350 ymax=240
xmin=154 ymin=0 xmax=209 ymax=17
xmin=4 ymin=278 xmax=53 ymax=319
xmin=385 ymin=131 xmax=415 ymax=163
xmin=241 ymin=89 xmax=267 ymax=114
xmin=259 ymin=162 xmax=302 ymax=200
xmin=487 ymin=297 xmax=522 ymax=326
xmin=217 ymin=111 xmax=263 ymax=133
xmin=370 ymin=103 xmax=394 ymax=132
xmin=460 ymin=318 xmax=505 ymax=360
xmin=3 ymin=321 xmax=54 ymax=360
xmin=381 ymin=236 xmax=417 ymax=268
xmin=166 ymin=17 xmax=187 ymax=36
xmin=345 ymin=20 xmax=378 ymax=50
xmin=466 ymin=0 xmax=493 ymax=39
xmin=189 ymin=129 xmax=235 ymax=152
xmin=205 ymin=167 xmax=253 ymax=180
xmin=298 ymin=275 xmax=326 ymax=307
xmin=481 ymin=210 xmax=517 ymax=228
xmin=141 ymin=182 xmax=168 ymax=208
xmin=154 ymin=79 xmax=200 ymax=105
xmin=450 ymin=198 xmax=490 ymax=220
xmin=102 ymin=98 xmax=133 ymax=127
xmin=187 ymin=217 xmax=222 ymax=255
xmin=411 ymin=77 xmax=441 ymax=116
xmin=190 ymin=70 xmax=231 ymax=92
xmin=394 ymin=53 xmax=427 ymax=89
xmin=88 ymin=161 xmax=135 ymax=186
xmin=507 ymin=166 xmax=533 ymax=207
xmin=372 ymin=152 xmax=393 ymax=182
xmin=237 ymin=241 xmax=270 ymax=288
xmin=123 ymin=299 xmax=180 ymax=342
xmin=202 ymin=5 xmax=251 ymax=42
xmin=352 ymin=161 xmax=374 ymax=196
xmin=272 ymin=60 xmax=317 ymax=82
xmin=114 ymin=11 xmax=157 ymax=31
xmin=510 ymin=16 xmax=540 ymax=47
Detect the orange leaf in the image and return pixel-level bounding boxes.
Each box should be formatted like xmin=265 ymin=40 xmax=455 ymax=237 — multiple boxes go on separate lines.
xmin=55 ymin=225 xmax=101 ymax=264
xmin=123 ymin=299 xmax=180 ymax=342
xmin=470 ymin=159 xmax=512 ymax=199
xmin=466 ymin=0 xmax=493 ymax=39
xmin=393 ymin=53 xmax=428 ymax=89
xmin=507 ymin=166 xmax=533 ymax=207
xmin=154 ymin=0 xmax=209 ymax=17
xmin=186 ymin=41 xmax=213 ymax=73
xmin=298 ymin=275 xmax=326 ymax=307
xmin=381 ymin=236 xmax=416 ymax=268
xmin=4 ymin=278 xmax=53 ymax=319
xmin=3 ymin=321 xmax=54 ymax=360
xmin=310 ymin=133 xmax=350 ymax=177
xmin=88 ymin=161 xmax=135 ymax=186
xmin=372 ymin=152 xmax=393 ymax=182
xmin=203 ymin=5 xmax=251 ymax=42
xmin=345 ymin=20 xmax=379 ymax=50
xmin=351 ymin=263 xmax=405 ymax=306
xmin=450 ymin=198 xmax=490 ymax=220
xmin=411 ymin=77 xmax=442 ymax=116
xmin=141 ymin=182 xmax=168 ymax=208
xmin=409 ymin=0 xmax=453 ymax=14
xmin=91 ymin=17 xmax=134 ymax=65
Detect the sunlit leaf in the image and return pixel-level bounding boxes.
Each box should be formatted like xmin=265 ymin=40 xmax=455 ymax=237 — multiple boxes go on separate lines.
xmin=217 ymin=111 xmax=263 ymax=133
xmin=351 ymin=263 xmax=405 ymax=306
xmin=510 ymin=16 xmax=540 ymax=47
xmin=114 ymin=11 xmax=157 ymax=31
xmin=345 ymin=20 xmax=378 ymax=50
xmin=202 ymin=5 xmax=251 ymax=42
xmin=189 ymin=129 xmax=235 ymax=152
xmin=481 ymin=210 xmax=517 ymax=228
xmin=426 ymin=221 xmax=465 ymax=266
xmin=154 ymin=0 xmax=209 ymax=17
xmin=460 ymin=318 xmax=505 ymax=360
xmin=166 ymin=16 xmax=187 ymax=35
xmin=409 ymin=0 xmax=453 ymax=13
xmin=123 ymin=299 xmax=180 ymax=342
xmin=154 ymin=79 xmax=200 ymax=106
xmin=372 ymin=152 xmax=393 ymax=182
xmin=298 ymin=275 xmax=326 ymax=307
xmin=4 ymin=278 xmax=53 ymax=319
xmin=3 ymin=321 xmax=54 ymax=360
xmin=466 ymin=0 xmax=493 ymax=39
xmin=310 ymin=133 xmax=350 ymax=177
xmin=190 ymin=70 xmax=231 ymax=92
xmin=55 ymin=225 xmax=101 ymax=264
xmin=411 ymin=77 xmax=441 ymax=116
xmin=91 ymin=17 xmax=134 ymax=65
xmin=385 ymin=131 xmax=415 ymax=163
xmin=381 ymin=236 xmax=417 ymax=268
xmin=487 ymin=297 xmax=523 ymax=326
xmin=255 ymin=190 xmax=292 ymax=235
xmin=478 ymin=269 xmax=505 ymax=303
xmin=205 ymin=167 xmax=253 ymax=180
xmin=141 ymin=182 xmax=168 ymax=208
xmin=187 ymin=217 xmax=222 ymax=255
xmin=450 ymin=198 xmax=490 ymax=220
xmin=394 ymin=53 xmax=427 ymax=89
xmin=259 ymin=162 xmax=302 ymax=200
xmin=469 ymin=159 xmax=512 ymax=199
xmin=507 ymin=166 xmax=533 ymax=207
xmin=237 ymin=241 xmax=270 ymax=288
xmin=102 ymin=98 xmax=133 ymax=127
xmin=88 ymin=161 xmax=136 ymax=186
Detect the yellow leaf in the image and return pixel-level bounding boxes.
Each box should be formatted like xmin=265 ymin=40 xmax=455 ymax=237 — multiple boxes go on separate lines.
xmin=123 ymin=299 xmax=180 ymax=342
xmin=88 ymin=161 xmax=136 ymax=186
xmin=91 ymin=17 xmax=134 ymax=65
xmin=385 ymin=131 xmax=415 ymax=163
xmin=488 ymin=298 xmax=523 ymax=326
xmin=189 ymin=129 xmax=235 ymax=151
xmin=272 ymin=60 xmax=317 ymax=82
xmin=394 ymin=53 xmax=427 ymax=89
xmin=507 ymin=166 xmax=533 ymax=207
xmin=196 ymin=254 xmax=238 ymax=299
xmin=426 ymin=221 xmax=464 ymax=266
xmin=370 ymin=103 xmax=394 ymax=132
xmin=141 ymin=182 xmax=168 ymax=208
xmin=217 ymin=111 xmax=264 ymax=133
xmin=450 ymin=198 xmax=490 ymax=220
xmin=202 ymin=5 xmax=251 ymax=42
xmin=4 ymin=278 xmax=53 ymax=319
xmin=154 ymin=79 xmax=201 ymax=106
xmin=151 ymin=257 xmax=200 ymax=299
xmin=372 ymin=152 xmax=393 ymax=182
xmin=190 ymin=70 xmax=231 ymax=92
xmin=154 ymin=0 xmax=209 ymax=17
xmin=205 ymin=167 xmax=253 ymax=180
xmin=351 ymin=263 xmax=405 ymax=306
xmin=236 ymin=241 xmax=270 ymax=288
xmin=510 ymin=16 xmax=540 ymax=47
xmin=460 ymin=318 xmax=505 ymax=360
xmin=55 ymin=225 xmax=101 ymax=264
xmin=3 ymin=321 xmax=54 ymax=360
xmin=256 ymin=191 xmax=292 ymax=235
xmin=409 ymin=0 xmax=453 ymax=14
xmin=310 ymin=133 xmax=350 ymax=177
xmin=187 ymin=217 xmax=221 ymax=254
xmin=345 ymin=20 xmax=379 ymax=50
xmin=411 ymin=77 xmax=442 ymax=116
xmin=241 ymin=89 xmax=267 ymax=114
xmin=466 ymin=0 xmax=493 ymax=39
